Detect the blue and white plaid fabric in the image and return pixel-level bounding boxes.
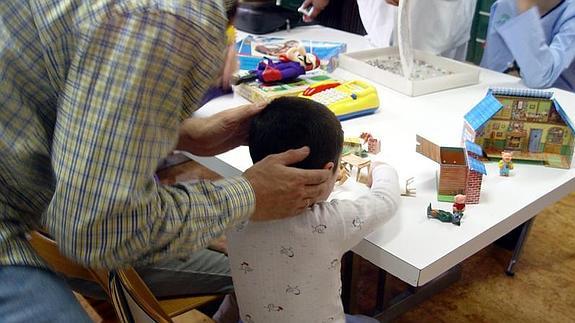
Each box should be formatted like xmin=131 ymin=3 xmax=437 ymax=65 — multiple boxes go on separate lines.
xmin=0 ymin=0 xmax=253 ymax=269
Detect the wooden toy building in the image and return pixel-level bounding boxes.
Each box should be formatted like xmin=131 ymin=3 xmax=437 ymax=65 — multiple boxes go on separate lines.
xmin=416 ymin=135 xmax=486 ymax=204
xmin=463 ymin=88 xmax=575 ymax=169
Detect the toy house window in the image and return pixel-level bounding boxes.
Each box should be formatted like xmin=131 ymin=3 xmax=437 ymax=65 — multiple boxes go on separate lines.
xmin=547 ymin=127 xmax=565 ymax=144
xmin=508 ymin=122 xmax=524 ymax=132
xmin=512 ymin=101 xmax=527 ymax=121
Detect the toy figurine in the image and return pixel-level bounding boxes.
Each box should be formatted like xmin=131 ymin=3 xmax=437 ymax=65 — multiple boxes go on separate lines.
xmin=427 ymin=194 xmax=466 ymax=226
xmin=451 ymin=194 xmax=466 ymax=223
xmin=499 ymin=151 xmax=514 ymax=176
xmin=279 ymin=46 xmax=320 ymax=72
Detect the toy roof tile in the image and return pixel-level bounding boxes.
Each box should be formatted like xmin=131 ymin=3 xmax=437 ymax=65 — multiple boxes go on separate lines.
xmin=467 ymin=156 xmax=487 ymax=175
xmin=464 ymin=92 xmax=503 ymax=130
xmin=553 ymin=99 xmax=575 ymax=134
xmin=465 ymin=140 xmax=484 ymax=156
xmin=491 ymin=88 xmax=553 ymax=99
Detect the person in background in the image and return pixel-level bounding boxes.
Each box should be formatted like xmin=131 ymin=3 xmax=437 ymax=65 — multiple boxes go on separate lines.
xmin=226 ymin=97 xmax=400 ymax=323
xmin=0 ymin=0 xmax=331 ymax=321
xmin=481 ymin=0 xmax=575 ymax=91
xmin=302 ymin=0 xmax=477 ymax=61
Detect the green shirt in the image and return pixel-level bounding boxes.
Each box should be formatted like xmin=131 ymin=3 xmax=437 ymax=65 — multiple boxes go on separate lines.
xmin=0 ymin=0 xmax=254 ymax=269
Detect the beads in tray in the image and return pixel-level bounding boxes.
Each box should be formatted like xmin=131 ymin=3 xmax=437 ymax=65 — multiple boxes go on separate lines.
xmin=366 ymin=56 xmax=453 ymax=80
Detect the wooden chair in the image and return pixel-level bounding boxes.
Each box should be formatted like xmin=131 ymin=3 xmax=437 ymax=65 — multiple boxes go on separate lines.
xmin=109 ymin=268 xmax=219 ymax=323
xmin=29 ymin=230 xmax=220 ymax=323
xmin=28 ymin=230 xmax=109 ymax=291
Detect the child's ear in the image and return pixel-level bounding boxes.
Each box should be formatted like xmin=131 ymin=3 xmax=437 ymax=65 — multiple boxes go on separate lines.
xmin=324 ymin=162 xmax=335 ymax=171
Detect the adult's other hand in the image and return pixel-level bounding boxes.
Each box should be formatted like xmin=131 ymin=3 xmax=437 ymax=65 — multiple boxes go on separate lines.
xmin=300 ymin=0 xmax=330 ymax=22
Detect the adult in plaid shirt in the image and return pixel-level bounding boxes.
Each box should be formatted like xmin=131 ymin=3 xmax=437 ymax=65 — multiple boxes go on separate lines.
xmin=0 ymin=0 xmax=331 ymax=321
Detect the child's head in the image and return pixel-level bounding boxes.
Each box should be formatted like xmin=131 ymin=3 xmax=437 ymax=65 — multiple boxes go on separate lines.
xmin=249 ymin=97 xmax=344 ymax=199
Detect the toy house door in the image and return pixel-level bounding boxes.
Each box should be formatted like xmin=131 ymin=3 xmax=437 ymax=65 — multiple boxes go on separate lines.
xmin=528 ymin=129 xmax=543 ymax=153
xmin=416 ymin=135 xmax=441 ymax=163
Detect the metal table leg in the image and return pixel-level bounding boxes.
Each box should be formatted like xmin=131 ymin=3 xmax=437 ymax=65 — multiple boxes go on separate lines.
xmin=505 ymin=217 xmax=535 ymax=276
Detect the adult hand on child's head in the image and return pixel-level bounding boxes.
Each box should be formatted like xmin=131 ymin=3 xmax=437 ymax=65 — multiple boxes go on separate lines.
xmin=244 ymin=147 xmax=332 ymax=221
xmin=300 ymin=0 xmax=330 ymax=22
xmin=177 ymin=102 xmax=266 ymax=156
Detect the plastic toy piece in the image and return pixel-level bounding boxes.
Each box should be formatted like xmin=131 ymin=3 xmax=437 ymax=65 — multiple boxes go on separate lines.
xmin=234 ymin=46 xmax=320 ymax=85
xmin=255 ymin=59 xmax=305 ymax=84
xmin=302 ymin=81 xmax=341 ymax=96
xmin=499 ymin=151 xmax=514 ymax=176
xmin=464 ymin=88 xmax=575 ymax=169
xmin=400 ymin=177 xmax=416 ymax=197
xmin=232 ymin=59 xmax=304 ymax=85
xmin=360 ymin=132 xmax=381 ymax=154
xmin=299 ymin=80 xmax=380 ymax=121
xmin=427 ymin=194 xmax=466 ymax=226
xmin=343 ymin=137 xmax=367 ymax=158
xmin=278 ymin=45 xmax=320 ymax=72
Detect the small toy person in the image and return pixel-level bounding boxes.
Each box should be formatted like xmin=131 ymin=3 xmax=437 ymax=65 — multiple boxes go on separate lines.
xmin=427 ymin=194 xmax=466 ymax=226
xmin=499 ymin=151 xmax=514 ymax=176
xmin=452 ymin=194 xmax=466 ymax=224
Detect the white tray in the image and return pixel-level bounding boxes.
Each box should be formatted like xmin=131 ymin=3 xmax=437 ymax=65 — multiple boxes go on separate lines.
xmin=339 ymin=47 xmax=480 ymax=97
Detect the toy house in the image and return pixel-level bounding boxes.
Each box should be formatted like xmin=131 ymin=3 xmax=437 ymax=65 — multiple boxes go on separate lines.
xmin=416 ymin=135 xmax=487 ymax=204
xmin=463 ymin=88 xmax=575 ymax=169
xmin=343 ymin=137 xmax=364 ymax=157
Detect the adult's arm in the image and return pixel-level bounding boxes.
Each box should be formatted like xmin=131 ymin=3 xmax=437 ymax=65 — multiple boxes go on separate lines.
xmin=45 ymin=4 xmax=255 ymax=268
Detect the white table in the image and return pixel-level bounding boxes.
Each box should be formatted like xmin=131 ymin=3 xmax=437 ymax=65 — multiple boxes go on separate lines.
xmin=187 ymin=25 xmax=575 ymax=288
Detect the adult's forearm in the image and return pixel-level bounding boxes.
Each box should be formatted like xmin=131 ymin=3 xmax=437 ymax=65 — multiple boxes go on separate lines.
xmin=46 ymin=177 xmax=255 ymax=268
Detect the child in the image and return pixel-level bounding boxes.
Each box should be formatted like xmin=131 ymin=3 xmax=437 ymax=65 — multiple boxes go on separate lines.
xmin=226 ymin=97 xmax=400 ymax=323
xmin=481 ymin=0 xmax=575 ymax=91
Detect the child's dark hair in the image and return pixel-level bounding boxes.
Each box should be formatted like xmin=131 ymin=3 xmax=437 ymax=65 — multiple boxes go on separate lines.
xmin=249 ymin=97 xmax=344 ymax=172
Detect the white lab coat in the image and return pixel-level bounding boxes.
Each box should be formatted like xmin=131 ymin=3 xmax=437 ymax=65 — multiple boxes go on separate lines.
xmin=356 ymin=0 xmax=478 ymax=61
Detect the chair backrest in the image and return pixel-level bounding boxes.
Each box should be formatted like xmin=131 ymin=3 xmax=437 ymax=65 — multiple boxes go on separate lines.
xmin=30 ymin=230 xmax=215 ymax=323
xmin=109 ymin=268 xmax=218 ymax=323
xmin=109 ymin=268 xmax=172 ymax=323
xmin=28 ymin=230 xmax=109 ymax=289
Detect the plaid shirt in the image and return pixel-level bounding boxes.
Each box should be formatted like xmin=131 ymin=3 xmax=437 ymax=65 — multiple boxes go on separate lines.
xmin=0 ymin=0 xmax=254 ymax=269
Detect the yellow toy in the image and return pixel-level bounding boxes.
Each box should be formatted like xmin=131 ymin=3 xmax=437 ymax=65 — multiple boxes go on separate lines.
xmin=299 ymin=80 xmax=379 ymax=120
